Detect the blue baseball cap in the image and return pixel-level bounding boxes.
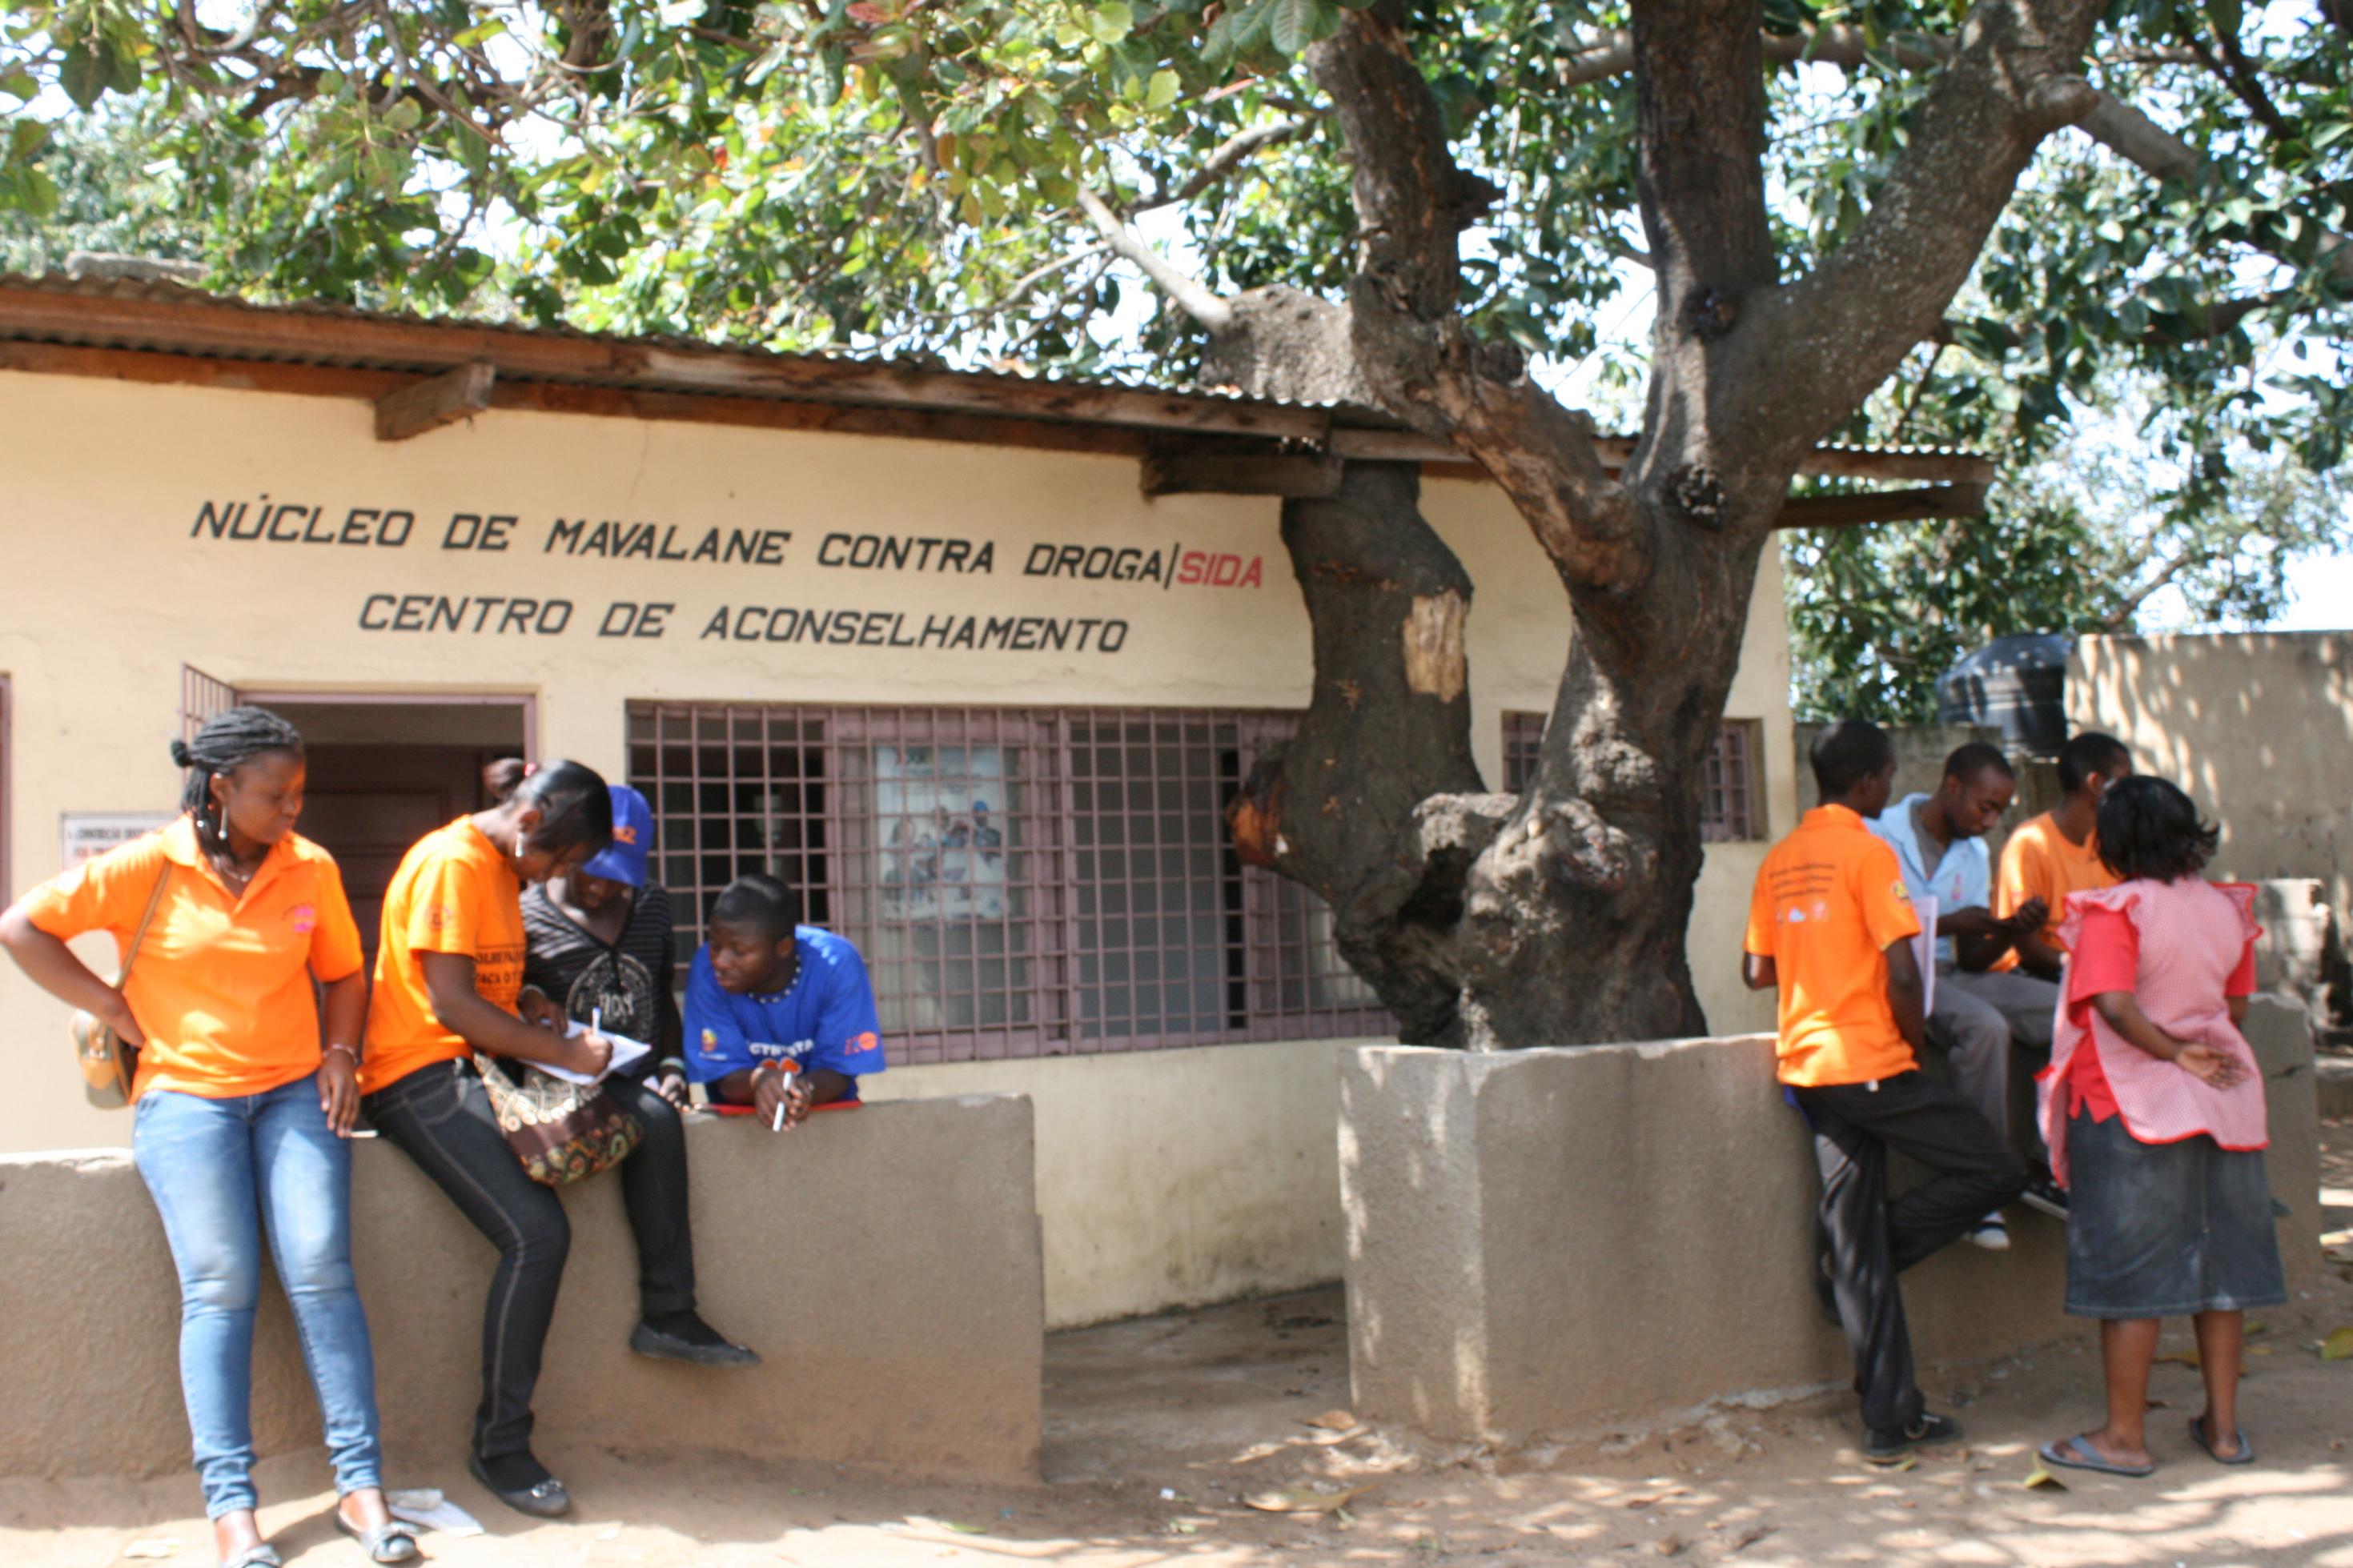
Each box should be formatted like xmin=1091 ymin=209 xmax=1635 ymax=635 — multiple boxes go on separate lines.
xmin=580 ymin=784 xmax=653 ymax=887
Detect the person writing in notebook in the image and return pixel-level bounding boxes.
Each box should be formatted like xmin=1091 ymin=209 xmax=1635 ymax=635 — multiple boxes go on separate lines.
xmin=686 ymin=872 xmax=886 ymax=1125
xmin=1745 ymin=720 xmax=2026 ymax=1465
xmin=1997 ymin=731 xmax=2133 ymax=980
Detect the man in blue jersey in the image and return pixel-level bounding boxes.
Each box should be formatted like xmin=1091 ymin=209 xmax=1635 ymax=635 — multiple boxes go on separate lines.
xmin=685 ymin=873 xmax=887 ymax=1126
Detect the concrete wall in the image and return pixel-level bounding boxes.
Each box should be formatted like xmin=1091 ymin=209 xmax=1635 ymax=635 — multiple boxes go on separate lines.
xmin=0 ymin=365 xmax=1794 ymax=1331
xmin=0 ymin=1096 xmax=1044 ymax=1484
xmin=2072 ymin=632 xmax=2353 ymax=932
xmin=1340 ymin=999 xmax=2319 ymax=1445
xmin=865 ymin=1040 xmax=1358 ymax=1329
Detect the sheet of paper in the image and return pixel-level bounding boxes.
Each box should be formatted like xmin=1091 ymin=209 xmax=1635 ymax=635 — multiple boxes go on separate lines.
xmin=1912 ymin=893 xmax=1937 ymax=1018
xmin=519 ymin=1024 xmax=651 ymax=1086
xmin=386 ymin=1488 xmax=486 ymax=1538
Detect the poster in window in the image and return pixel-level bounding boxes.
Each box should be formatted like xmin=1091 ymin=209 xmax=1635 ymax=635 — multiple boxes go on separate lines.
xmin=876 ymin=746 xmax=1008 ymax=920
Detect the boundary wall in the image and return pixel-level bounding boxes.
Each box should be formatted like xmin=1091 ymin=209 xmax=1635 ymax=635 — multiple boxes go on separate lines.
xmin=0 ymin=1095 xmax=1044 ymax=1485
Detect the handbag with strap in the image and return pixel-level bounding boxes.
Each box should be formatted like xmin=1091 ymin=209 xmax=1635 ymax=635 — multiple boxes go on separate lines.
xmin=475 ymin=1054 xmax=643 ymax=1187
xmin=70 ymin=863 xmax=174 ymax=1110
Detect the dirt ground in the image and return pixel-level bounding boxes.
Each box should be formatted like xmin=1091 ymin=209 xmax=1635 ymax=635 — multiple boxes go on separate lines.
xmin=6 ymin=1122 xmax=2350 ymax=1568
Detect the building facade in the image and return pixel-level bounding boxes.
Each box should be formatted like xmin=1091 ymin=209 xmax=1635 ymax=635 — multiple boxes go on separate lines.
xmin=0 ymin=276 xmax=1836 ymax=1325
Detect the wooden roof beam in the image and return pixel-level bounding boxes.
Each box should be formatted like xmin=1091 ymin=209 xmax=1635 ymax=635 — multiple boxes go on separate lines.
xmin=1327 ymin=426 xmax=1996 ymax=486
xmin=374 ymin=360 xmax=493 ymax=441
xmin=1772 ymin=483 xmax=1990 ymax=530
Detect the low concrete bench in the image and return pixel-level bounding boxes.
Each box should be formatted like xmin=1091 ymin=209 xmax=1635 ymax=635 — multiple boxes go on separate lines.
xmin=1341 ymin=997 xmax=2321 ymax=1446
xmin=0 ymin=1093 xmax=1043 ymax=1485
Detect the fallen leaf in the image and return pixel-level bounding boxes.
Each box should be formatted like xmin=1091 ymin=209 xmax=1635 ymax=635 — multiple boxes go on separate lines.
xmin=119 ymin=1544 xmax=179 ymax=1562
xmin=1166 ymin=1521 xmax=1199 ymax=1536
xmin=2155 ymin=1349 xmax=2202 ymax=1368
xmin=2023 ymin=1462 xmax=2068 ymax=1491
xmin=2247 ymin=1319 xmax=2270 ymax=1337
xmin=1727 ymin=1523 xmax=1777 ymax=1553
xmin=2320 ymin=1326 xmax=2353 ymax=1362
xmin=2251 ymin=1345 xmax=2275 ymax=1357
xmin=1654 ymin=1535 xmax=1686 ymax=1558
xmin=1874 ymin=1454 xmax=1919 ymax=1472
xmin=944 ymin=1522 xmax=988 ymax=1535
xmin=1303 ymin=1409 xmax=1359 ymax=1430
xmin=1244 ymin=1486 xmax=1377 ymax=1514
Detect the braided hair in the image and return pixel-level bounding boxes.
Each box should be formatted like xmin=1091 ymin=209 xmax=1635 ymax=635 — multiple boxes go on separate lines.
xmin=171 ymin=706 xmax=306 ymax=853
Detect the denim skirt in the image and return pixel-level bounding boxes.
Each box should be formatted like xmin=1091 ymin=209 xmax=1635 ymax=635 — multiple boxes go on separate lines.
xmin=2064 ymin=1106 xmax=2287 ymax=1318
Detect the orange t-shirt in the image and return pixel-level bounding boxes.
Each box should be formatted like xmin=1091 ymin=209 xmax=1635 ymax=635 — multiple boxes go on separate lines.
xmin=1993 ymin=812 xmax=2117 ymax=968
xmin=361 ymin=816 xmax=527 ymax=1094
xmin=1745 ymin=805 xmax=1924 ymax=1087
xmin=21 ymin=816 xmax=363 ymax=1100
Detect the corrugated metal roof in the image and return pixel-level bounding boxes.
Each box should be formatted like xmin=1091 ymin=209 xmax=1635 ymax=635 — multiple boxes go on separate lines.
xmin=0 ymin=268 xmax=1347 ymax=409
xmin=0 ymin=270 xmax=1993 ymax=471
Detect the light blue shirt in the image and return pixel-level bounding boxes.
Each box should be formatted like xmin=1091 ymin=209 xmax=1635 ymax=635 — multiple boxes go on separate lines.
xmin=1868 ymin=794 xmax=1991 ymax=966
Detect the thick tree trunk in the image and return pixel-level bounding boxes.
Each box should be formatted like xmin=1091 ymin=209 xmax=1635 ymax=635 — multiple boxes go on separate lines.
xmin=1217 ymin=0 xmax=2106 ymax=1049
xmin=1229 ymin=448 xmax=1769 ymax=1048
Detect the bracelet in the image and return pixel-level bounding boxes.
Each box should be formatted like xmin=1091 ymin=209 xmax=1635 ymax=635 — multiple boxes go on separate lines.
xmin=324 ymin=1044 xmax=360 ymax=1064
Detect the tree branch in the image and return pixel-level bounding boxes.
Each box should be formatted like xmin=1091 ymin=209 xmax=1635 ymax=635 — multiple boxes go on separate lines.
xmin=1564 ymin=22 xmax=2351 ymax=300
xmin=1303 ymin=6 xmax=1644 ymax=592
xmin=1074 ymin=186 xmax=1234 ymax=331
xmin=1755 ymin=0 xmax=2106 ymax=460
xmin=1137 ymin=116 xmax=1320 ymax=214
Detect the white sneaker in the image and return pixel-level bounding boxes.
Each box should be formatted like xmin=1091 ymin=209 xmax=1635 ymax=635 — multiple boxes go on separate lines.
xmin=1968 ymin=1214 xmax=2011 ymax=1251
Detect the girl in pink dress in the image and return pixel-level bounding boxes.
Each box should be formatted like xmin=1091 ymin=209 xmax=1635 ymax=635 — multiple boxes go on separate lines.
xmin=2034 ymin=776 xmax=2283 ymax=1479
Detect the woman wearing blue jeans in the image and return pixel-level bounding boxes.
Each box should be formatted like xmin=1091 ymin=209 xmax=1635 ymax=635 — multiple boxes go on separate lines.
xmin=0 ymin=709 xmax=414 ymax=1568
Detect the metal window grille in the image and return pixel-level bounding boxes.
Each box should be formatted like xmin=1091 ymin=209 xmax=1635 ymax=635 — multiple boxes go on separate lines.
xmin=1701 ymin=719 xmax=1764 ymax=843
xmin=1502 ymin=711 xmax=1546 ymax=793
xmin=181 ymin=666 xmax=237 ymax=740
xmin=627 ymin=703 xmax=1392 ymax=1064
xmin=1502 ymin=712 xmax=1765 ymax=842
xmin=0 ymin=674 xmax=10 ymax=898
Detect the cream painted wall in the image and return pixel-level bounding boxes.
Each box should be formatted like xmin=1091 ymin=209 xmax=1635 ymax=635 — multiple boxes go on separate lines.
xmin=0 ymin=365 xmax=1790 ymax=1320
xmin=2071 ymin=632 xmax=2353 ymax=924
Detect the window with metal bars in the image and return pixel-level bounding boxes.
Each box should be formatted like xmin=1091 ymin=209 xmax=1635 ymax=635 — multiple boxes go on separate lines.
xmin=1501 ymin=712 xmax=1765 ymax=843
xmin=627 ymin=703 xmax=1391 ymax=1064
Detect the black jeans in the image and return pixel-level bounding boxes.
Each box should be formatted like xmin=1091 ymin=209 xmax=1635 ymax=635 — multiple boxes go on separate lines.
xmin=1794 ymin=1069 xmax=2027 ymax=1434
xmin=363 ymin=1061 xmax=697 ymax=1462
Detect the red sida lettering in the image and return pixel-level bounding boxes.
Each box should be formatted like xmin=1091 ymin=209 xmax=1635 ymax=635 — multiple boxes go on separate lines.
xmin=1174 ymin=551 xmax=1265 ymax=588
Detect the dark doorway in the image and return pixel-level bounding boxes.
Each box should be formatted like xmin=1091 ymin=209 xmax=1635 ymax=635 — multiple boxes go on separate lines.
xmin=254 ymin=699 xmax=532 ymax=967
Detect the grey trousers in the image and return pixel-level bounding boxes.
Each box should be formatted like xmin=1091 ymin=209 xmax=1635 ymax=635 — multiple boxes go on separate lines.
xmin=1926 ymin=965 xmax=2061 ymax=1160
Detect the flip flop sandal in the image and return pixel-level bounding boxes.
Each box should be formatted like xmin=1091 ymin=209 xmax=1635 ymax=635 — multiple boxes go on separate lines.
xmin=2039 ymin=1434 xmax=2157 ymax=1478
xmin=2188 ymin=1418 xmax=2256 ymax=1466
xmin=334 ymin=1511 xmax=423 ymax=1564
xmin=220 ymin=1546 xmax=283 ymax=1568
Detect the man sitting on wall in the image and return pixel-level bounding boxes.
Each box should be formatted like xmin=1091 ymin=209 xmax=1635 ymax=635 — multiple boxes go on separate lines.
xmin=1745 ymin=720 xmax=2028 ymax=1465
xmin=1995 ymin=731 xmax=2134 ymax=981
xmin=686 ymin=873 xmax=887 ymax=1125
xmin=1869 ymin=743 xmax=2065 ymax=1245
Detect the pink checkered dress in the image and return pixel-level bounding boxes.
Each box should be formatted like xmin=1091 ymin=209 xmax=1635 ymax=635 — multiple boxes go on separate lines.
xmin=2036 ymin=877 xmax=2267 ymax=1188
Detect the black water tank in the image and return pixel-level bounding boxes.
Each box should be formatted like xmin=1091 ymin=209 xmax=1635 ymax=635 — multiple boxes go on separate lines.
xmin=1935 ymin=633 xmax=2072 ymax=756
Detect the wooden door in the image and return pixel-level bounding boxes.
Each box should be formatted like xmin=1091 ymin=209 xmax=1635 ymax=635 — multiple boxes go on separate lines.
xmin=299 ymin=744 xmax=498 ymax=965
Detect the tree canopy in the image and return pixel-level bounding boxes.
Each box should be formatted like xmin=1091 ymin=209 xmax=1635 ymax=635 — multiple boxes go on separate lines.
xmin=3 ymin=0 xmax=2348 ymax=1044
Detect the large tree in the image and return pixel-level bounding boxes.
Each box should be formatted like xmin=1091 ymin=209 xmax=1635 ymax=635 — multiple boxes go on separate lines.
xmin=3 ymin=0 xmax=2346 ymax=1045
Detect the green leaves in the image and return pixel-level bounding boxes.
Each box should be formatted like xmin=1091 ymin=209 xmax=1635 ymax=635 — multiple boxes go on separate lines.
xmin=1266 ymin=0 xmax=1341 ymax=54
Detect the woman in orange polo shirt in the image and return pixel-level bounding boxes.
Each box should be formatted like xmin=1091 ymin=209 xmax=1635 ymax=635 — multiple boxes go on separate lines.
xmin=0 ymin=709 xmax=414 ymax=1568
xmin=359 ymin=760 xmax=753 ymax=1522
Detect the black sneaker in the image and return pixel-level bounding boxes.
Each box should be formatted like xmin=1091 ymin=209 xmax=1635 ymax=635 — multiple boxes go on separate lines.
xmin=2019 ymin=1176 xmax=2069 ymax=1221
xmin=1864 ymin=1411 xmax=1963 ymax=1464
xmin=631 ymin=1316 xmax=763 ymax=1367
